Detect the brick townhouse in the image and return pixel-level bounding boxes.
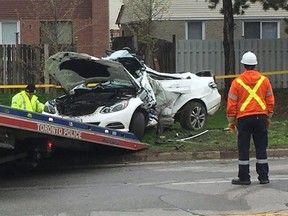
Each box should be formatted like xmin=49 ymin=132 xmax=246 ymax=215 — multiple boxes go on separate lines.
xmin=0 ymin=0 xmax=110 ymax=57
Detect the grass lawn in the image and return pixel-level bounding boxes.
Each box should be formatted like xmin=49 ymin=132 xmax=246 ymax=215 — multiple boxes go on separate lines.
xmin=1 ymin=89 xmax=287 ymax=153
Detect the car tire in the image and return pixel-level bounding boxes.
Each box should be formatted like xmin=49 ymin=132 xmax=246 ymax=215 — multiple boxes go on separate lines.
xmin=179 ymin=101 xmax=207 ymax=131
xmin=129 ymin=111 xmax=146 ymax=140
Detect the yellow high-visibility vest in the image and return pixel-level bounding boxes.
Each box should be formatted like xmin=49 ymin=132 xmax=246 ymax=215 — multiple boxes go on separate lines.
xmin=236 ymin=76 xmax=266 ymax=111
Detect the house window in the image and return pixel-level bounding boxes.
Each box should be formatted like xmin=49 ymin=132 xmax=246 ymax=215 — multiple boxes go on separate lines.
xmin=0 ymin=22 xmax=19 ymax=44
xmin=40 ymin=21 xmax=72 ymax=44
xmin=187 ymin=21 xmax=204 ymax=40
xmin=243 ymin=21 xmax=279 ymax=39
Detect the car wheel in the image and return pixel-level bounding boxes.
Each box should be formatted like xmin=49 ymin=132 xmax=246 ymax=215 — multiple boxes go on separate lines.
xmin=129 ymin=111 xmax=146 ymax=140
xmin=179 ymin=101 xmax=207 ymax=131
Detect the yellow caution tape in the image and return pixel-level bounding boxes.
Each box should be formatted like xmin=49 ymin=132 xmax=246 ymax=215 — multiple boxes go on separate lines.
xmin=0 ymin=84 xmax=61 ymax=89
xmin=0 ymin=71 xmax=287 ymax=89
xmin=215 ymin=70 xmax=288 ymax=79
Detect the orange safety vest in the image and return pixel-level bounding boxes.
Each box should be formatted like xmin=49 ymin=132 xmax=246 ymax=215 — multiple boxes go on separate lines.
xmin=226 ymin=70 xmax=274 ymax=120
xmin=236 ymin=76 xmax=266 ymax=111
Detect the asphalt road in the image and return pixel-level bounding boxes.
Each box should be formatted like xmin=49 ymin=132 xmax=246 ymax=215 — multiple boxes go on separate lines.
xmin=1 ymin=156 xmax=288 ymax=216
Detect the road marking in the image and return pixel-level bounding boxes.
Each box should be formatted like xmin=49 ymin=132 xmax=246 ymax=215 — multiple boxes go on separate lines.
xmin=221 ymin=213 xmax=288 ymax=216
xmin=171 ymin=176 xmax=288 ymax=185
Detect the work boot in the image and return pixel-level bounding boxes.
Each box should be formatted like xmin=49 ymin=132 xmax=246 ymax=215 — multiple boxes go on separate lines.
xmin=231 ymin=178 xmax=251 ymax=185
xmin=258 ymin=177 xmax=270 ymax=184
xmin=256 ymin=162 xmax=269 ymax=183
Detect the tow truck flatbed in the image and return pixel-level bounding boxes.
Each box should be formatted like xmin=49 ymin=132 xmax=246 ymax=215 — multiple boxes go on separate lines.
xmin=0 ymin=105 xmax=149 ymax=164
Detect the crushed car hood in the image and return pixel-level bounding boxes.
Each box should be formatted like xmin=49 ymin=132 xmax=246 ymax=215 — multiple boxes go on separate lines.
xmin=45 ymin=51 xmax=140 ymax=93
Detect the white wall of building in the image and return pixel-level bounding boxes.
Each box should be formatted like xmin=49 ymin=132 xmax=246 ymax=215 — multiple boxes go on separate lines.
xmin=109 ymin=0 xmax=122 ymax=30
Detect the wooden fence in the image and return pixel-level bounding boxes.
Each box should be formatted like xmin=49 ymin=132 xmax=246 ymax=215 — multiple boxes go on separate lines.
xmin=0 ymin=44 xmax=44 ymax=86
xmin=111 ymin=37 xmax=176 ymax=73
xmin=1 ymin=39 xmax=288 ymax=92
xmin=0 ymin=44 xmax=76 ymax=93
xmin=176 ymin=39 xmax=288 ymax=89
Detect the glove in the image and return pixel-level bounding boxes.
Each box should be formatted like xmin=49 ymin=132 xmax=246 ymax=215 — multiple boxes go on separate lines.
xmin=266 ymin=117 xmax=271 ymax=129
xmin=228 ymin=121 xmax=236 ymax=132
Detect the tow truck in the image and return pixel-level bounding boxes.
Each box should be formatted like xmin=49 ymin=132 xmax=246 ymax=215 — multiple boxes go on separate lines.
xmin=0 ymin=105 xmax=149 ymax=165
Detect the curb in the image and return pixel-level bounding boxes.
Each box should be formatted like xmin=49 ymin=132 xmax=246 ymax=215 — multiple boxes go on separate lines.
xmin=114 ymin=149 xmax=288 ymax=163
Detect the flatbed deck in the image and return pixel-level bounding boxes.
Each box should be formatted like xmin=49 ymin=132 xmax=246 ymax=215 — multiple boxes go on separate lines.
xmin=0 ymin=105 xmax=149 ymax=164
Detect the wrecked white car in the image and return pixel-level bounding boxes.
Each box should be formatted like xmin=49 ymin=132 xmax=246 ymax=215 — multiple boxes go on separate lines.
xmin=43 ymin=50 xmax=221 ymax=140
xmin=43 ymin=52 xmax=155 ymax=139
xmin=104 ymin=50 xmax=221 ymax=131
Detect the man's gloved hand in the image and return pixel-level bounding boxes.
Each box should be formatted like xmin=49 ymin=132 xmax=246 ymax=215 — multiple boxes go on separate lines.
xmin=266 ymin=117 xmax=271 ymax=128
xmin=228 ymin=120 xmax=236 ymax=132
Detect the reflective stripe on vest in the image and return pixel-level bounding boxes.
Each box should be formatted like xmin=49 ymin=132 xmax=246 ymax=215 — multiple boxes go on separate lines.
xmin=236 ymin=76 xmax=266 ymax=111
xmin=20 ymin=94 xmax=27 ymax=110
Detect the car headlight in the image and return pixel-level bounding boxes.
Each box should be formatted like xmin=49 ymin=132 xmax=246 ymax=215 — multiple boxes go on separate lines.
xmin=100 ymin=100 xmax=129 ymax=114
xmin=43 ymin=102 xmax=56 ymax=114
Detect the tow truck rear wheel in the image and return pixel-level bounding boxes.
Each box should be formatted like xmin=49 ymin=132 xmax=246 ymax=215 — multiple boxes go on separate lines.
xmin=179 ymin=101 xmax=207 ymax=131
xmin=129 ymin=111 xmax=145 ymax=140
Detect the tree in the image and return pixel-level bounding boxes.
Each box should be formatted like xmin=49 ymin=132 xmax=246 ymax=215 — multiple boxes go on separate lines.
xmin=209 ymin=0 xmax=237 ymax=100
xmin=208 ymin=0 xmax=288 ymax=100
xmin=121 ymin=0 xmax=171 ymax=67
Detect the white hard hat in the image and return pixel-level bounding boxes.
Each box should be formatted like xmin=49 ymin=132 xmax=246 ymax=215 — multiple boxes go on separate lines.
xmin=241 ymin=51 xmax=258 ymax=65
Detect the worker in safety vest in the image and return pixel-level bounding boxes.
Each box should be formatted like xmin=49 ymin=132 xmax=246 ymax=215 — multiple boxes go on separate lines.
xmin=11 ymin=84 xmax=45 ymax=113
xmin=226 ymin=51 xmax=275 ymax=185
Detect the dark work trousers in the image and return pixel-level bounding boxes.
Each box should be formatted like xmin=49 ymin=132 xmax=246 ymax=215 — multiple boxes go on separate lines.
xmin=237 ymin=114 xmax=269 ymax=181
